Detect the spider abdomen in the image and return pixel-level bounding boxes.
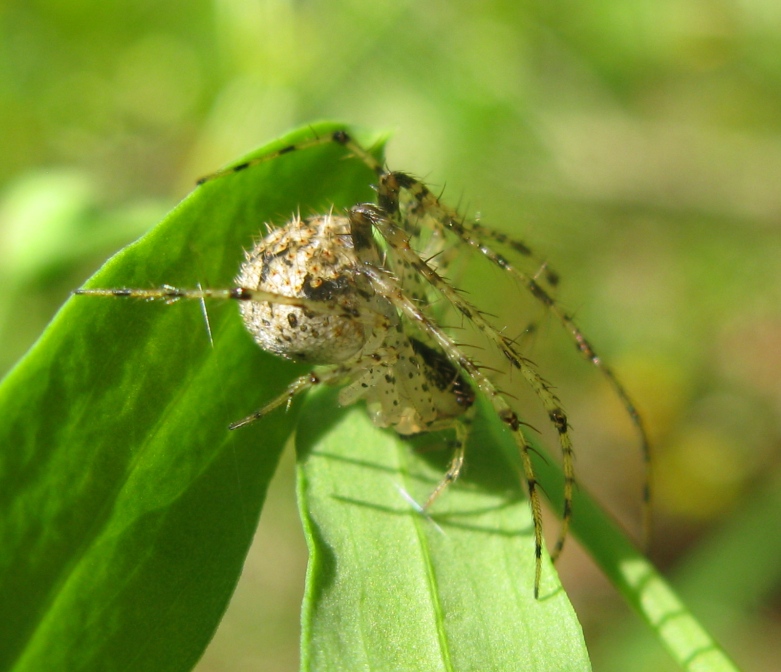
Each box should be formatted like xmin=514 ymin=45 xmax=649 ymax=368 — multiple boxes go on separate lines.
xmin=237 ymin=213 xmax=369 ymax=364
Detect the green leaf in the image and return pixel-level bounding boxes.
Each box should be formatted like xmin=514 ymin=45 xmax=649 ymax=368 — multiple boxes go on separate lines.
xmin=0 ymin=122 xmax=380 ymax=672
xmin=295 ymin=378 xmax=742 ymax=671
xmin=297 ymin=391 xmax=590 ymax=672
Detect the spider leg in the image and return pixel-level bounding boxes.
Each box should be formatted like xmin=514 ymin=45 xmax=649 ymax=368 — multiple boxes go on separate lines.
xmin=229 ymin=336 xmax=417 ymax=430
xmin=195 ymin=129 xmax=386 ymax=185
xmin=352 ymin=204 xmax=574 ymax=566
xmin=380 ymin=172 xmax=560 ymax=290
xmin=462 ymin=232 xmax=652 ymax=546
xmin=229 ymin=367 xmax=347 ymax=429
xmin=73 ymin=285 xmax=382 ymax=326
xmin=422 ymin=411 xmax=472 ymax=510
xmin=469 ymin=221 xmax=561 ymax=290
xmin=378 ymin=172 xmax=652 ymax=549
xmin=358 ymin=261 xmax=545 ymax=598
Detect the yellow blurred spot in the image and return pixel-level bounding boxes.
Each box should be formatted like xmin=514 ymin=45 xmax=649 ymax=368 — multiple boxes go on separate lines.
xmin=656 ymin=426 xmax=745 ymax=521
xmin=599 ymin=353 xmax=692 ymax=444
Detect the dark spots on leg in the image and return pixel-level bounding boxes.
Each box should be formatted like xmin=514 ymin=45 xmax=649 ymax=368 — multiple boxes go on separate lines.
xmin=549 ymin=408 xmax=568 ymax=434
xmin=500 ymin=348 xmax=521 ymax=369
xmin=510 ymin=240 xmax=531 ymax=256
xmin=494 ymin=253 xmax=509 ymax=270
xmin=499 ymin=408 xmax=520 ymax=432
xmin=529 ymin=280 xmax=553 ymax=306
xmin=562 ymin=498 xmax=572 ymax=518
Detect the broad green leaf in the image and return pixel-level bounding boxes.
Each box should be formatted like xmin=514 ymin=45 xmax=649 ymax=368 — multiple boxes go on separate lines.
xmin=0 ymin=122 xmax=380 ymax=672
xmin=295 ymin=382 xmax=742 ymax=671
xmin=297 ymin=391 xmax=589 ymax=672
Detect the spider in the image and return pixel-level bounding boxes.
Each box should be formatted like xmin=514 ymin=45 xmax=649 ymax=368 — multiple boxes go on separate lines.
xmin=75 ymin=127 xmax=650 ymax=598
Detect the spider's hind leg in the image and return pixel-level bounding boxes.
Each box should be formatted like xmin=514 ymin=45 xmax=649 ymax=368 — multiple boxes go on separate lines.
xmin=422 ymin=411 xmax=473 ymax=511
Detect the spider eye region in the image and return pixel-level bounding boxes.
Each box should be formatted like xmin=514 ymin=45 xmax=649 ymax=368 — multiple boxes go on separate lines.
xmin=237 ymin=213 xmax=372 ymax=364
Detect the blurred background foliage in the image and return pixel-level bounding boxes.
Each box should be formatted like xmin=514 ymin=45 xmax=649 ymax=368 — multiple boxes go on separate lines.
xmin=1 ymin=1 xmax=780 ymax=670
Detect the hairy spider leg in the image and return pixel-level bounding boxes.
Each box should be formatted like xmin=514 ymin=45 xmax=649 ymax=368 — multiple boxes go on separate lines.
xmin=348 ymin=203 xmax=573 ymax=563
xmin=356 ymin=260 xmax=545 ymax=597
xmin=73 ymin=285 xmax=378 ymax=323
xmin=195 ymin=129 xmax=387 ymax=186
xmin=376 ymin=171 xmax=653 ymax=553
xmin=347 ymin=205 xmax=547 ymax=591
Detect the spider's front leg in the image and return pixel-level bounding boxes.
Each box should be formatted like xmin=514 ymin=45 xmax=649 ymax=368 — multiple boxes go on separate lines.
xmin=195 ymin=128 xmax=387 ymax=186
xmin=72 ymin=285 xmax=344 ymax=312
